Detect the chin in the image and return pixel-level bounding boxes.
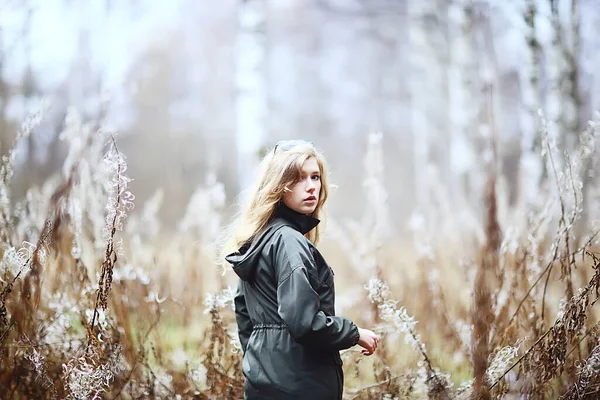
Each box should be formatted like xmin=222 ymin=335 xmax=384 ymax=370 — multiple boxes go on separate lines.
xmin=293 ymin=205 xmax=311 ymax=215
xmin=304 ymin=206 xmax=317 ymax=215
xmin=289 ymin=202 xmax=317 ymax=215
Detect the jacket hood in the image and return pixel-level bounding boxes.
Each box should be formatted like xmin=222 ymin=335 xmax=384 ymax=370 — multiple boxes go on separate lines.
xmin=225 ymin=203 xmax=320 ymax=281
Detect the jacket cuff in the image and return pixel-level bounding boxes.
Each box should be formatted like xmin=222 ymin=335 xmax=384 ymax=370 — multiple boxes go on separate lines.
xmin=349 ymin=323 xmax=360 ymax=347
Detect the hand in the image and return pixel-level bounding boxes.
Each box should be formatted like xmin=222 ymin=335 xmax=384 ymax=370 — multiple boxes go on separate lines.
xmin=357 ymin=328 xmax=379 ymax=356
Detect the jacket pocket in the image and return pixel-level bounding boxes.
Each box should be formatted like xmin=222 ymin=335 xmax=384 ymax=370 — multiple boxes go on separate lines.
xmin=242 ymin=344 xmax=262 ymax=383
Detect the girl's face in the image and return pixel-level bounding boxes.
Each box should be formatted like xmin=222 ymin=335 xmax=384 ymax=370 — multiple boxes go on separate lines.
xmin=282 ymin=157 xmax=321 ymax=215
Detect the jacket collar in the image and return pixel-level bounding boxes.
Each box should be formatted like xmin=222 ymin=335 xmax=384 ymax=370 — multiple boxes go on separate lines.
xmin=274 ymin=202 xmax=320 ymax=235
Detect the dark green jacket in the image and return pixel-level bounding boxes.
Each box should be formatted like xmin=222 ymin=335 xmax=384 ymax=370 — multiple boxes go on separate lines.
xmin=225 ymin=204 xmax=360 ymax=400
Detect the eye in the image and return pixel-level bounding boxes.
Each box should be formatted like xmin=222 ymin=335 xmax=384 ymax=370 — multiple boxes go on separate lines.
xmin=311 ymin=175 xmax=320 ymax=181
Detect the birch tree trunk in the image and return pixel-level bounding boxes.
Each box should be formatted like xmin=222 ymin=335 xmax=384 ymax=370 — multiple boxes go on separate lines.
xmin=518 ymin=0 xmax=544 ymax=208
xmin=363 ymin=15 xmax=390 ymax=135
xmin=407 ymin=0 xmax=438 ymax=212
xmin=0 ymin=26 xmax=5 ymax=149
xmin=546 ymin=0 xmax=566 ymax=157
xmin=593 ymin=5 xmax=600 ymax=114
xmin=235 ymin=0 xmax=268 ymax=193
xmin=548 ymin=0 xmax=582 ymax=150
xmin=565 ymin=0 xmax=582 ymax=136
xmin=448 ymin=0 xmax=478 ymax=210
xmin=521 ymin=0 xmax=542 ymax=152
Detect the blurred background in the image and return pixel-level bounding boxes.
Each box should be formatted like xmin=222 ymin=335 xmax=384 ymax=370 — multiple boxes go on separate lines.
xmin=1 ymin=0 xmax=599 ymax=233
xmin=2 ymin=2 xmax=600 ymax=396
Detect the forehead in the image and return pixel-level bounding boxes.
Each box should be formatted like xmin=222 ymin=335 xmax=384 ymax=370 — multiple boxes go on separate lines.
xmin=301 ymin=157 xmax=320 ymax=174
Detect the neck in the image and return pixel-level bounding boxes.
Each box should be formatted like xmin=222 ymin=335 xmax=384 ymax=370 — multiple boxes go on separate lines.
xmin=275 ymin=202 xmax=320 ymax=235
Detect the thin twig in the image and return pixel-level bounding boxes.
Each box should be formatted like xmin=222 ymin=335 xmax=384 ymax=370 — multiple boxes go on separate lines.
xmin=110 ymin=315 xmax=161 ymax=400
xmin=490 ymin=322 xmax=554 ymax=389
xmin=506 ymin=231 xmax=600 ymax=331
xmin=348 ymin=374 xmax=411 ymax=399
xmin=490 ymin=255 xmax=600 ymax=389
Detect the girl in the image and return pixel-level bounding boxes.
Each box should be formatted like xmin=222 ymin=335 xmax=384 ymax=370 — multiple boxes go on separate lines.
xmin=224 ymin=140 xmax=379 ymax=400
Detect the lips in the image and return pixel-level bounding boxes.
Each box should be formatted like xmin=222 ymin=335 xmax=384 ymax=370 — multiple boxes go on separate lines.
xmin=304 ymin=196 xmax=317 ymax=202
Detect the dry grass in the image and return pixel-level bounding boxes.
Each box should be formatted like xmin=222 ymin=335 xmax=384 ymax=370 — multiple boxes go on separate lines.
xmin=1 ymin=107 xmax=600 ymax=399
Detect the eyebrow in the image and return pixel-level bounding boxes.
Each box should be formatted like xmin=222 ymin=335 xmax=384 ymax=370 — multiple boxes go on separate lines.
xmin=300 ymin=169 xmax=320 ymax=176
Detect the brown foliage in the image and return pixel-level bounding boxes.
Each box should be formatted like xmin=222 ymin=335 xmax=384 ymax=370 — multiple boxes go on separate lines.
xmin=1 ymin=111 xmax=600 ymax=400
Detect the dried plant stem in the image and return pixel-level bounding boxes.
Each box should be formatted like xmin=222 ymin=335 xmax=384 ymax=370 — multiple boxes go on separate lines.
xmin=490 ymin=324 xmax=553 ymax=390
xmin=490 ymin=253 xmax=600 ymax=389
xmin=490 ymin=249 xmax=530 ymax=347
xmin=563 ymin=321 xmax=600 ymax=362
xmin=541 ymin=144 xmax=577 ymax=326
xmin=472 ymin=135 xmax=501 ymax=400
xmin=0 ymin=106 xmax=45 ymax=245
xmin=505 ymin=229 xmax=599 ymax=333
xmin=90 ymin=135 xmax=123 ymax=336
xmin=372 ymin=261 xmax=392 ymax=380
xmin=348 ymin=374 xmax=413 ymax=399
xmin=109 ymin=315 xmax=161 ymax=400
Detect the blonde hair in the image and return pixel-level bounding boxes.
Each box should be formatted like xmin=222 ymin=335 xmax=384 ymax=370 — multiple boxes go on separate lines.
xmin=222 ymin=142 xmax=329 ymax=258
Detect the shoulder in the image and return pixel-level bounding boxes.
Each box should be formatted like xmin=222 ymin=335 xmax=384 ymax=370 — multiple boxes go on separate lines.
xmin=276 ymin=223 xmax=306 ymax=240
xmin=267 ymin=221 xmax=314 ymax=264
xmin=270 ymin=221 xmax=311 ymax=249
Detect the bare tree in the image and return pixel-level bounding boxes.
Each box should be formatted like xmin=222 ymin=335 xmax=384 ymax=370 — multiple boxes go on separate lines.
xmin=235 ymin=0 xmax=268 ymax=193
xmin=548 ymin=0 xmax=582 ymax=151
xmin=516 ymin=0 xmax=546 ymax=211
xmin=407 ymin=0 xmax=450 ymax=212
xmin=521 ymin=0 xmax=543 ymax=151
xmin=0 ymin=26 xmax=8 ymax=151
xmin=448 ymin=0 xmax=480 ymax=209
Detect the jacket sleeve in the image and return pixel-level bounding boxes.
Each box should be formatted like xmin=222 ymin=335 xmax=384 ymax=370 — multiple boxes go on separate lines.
xmin=274 ymin=231 xmax=360 ymax=350
xmin=234 ymin=280 xmax=253 ymax=353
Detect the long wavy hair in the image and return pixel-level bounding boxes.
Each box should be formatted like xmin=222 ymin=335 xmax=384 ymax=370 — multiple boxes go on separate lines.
xmin=221 ymin=142 xmax=330 ymax=258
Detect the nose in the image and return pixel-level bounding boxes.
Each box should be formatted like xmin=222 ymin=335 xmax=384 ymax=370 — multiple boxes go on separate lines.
xmin=306 ymin=178 xmax=316 ymax=192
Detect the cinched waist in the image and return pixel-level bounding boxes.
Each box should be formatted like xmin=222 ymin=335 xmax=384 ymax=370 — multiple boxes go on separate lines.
xmin=252 ymin=323 xmax=287 ymax=330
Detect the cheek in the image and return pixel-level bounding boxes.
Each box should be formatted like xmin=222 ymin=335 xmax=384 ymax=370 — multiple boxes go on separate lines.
xmin=283 ymin=185 xmax=300 ymax=202
xmin=292 ymin=185 xmax=304 ymax=199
